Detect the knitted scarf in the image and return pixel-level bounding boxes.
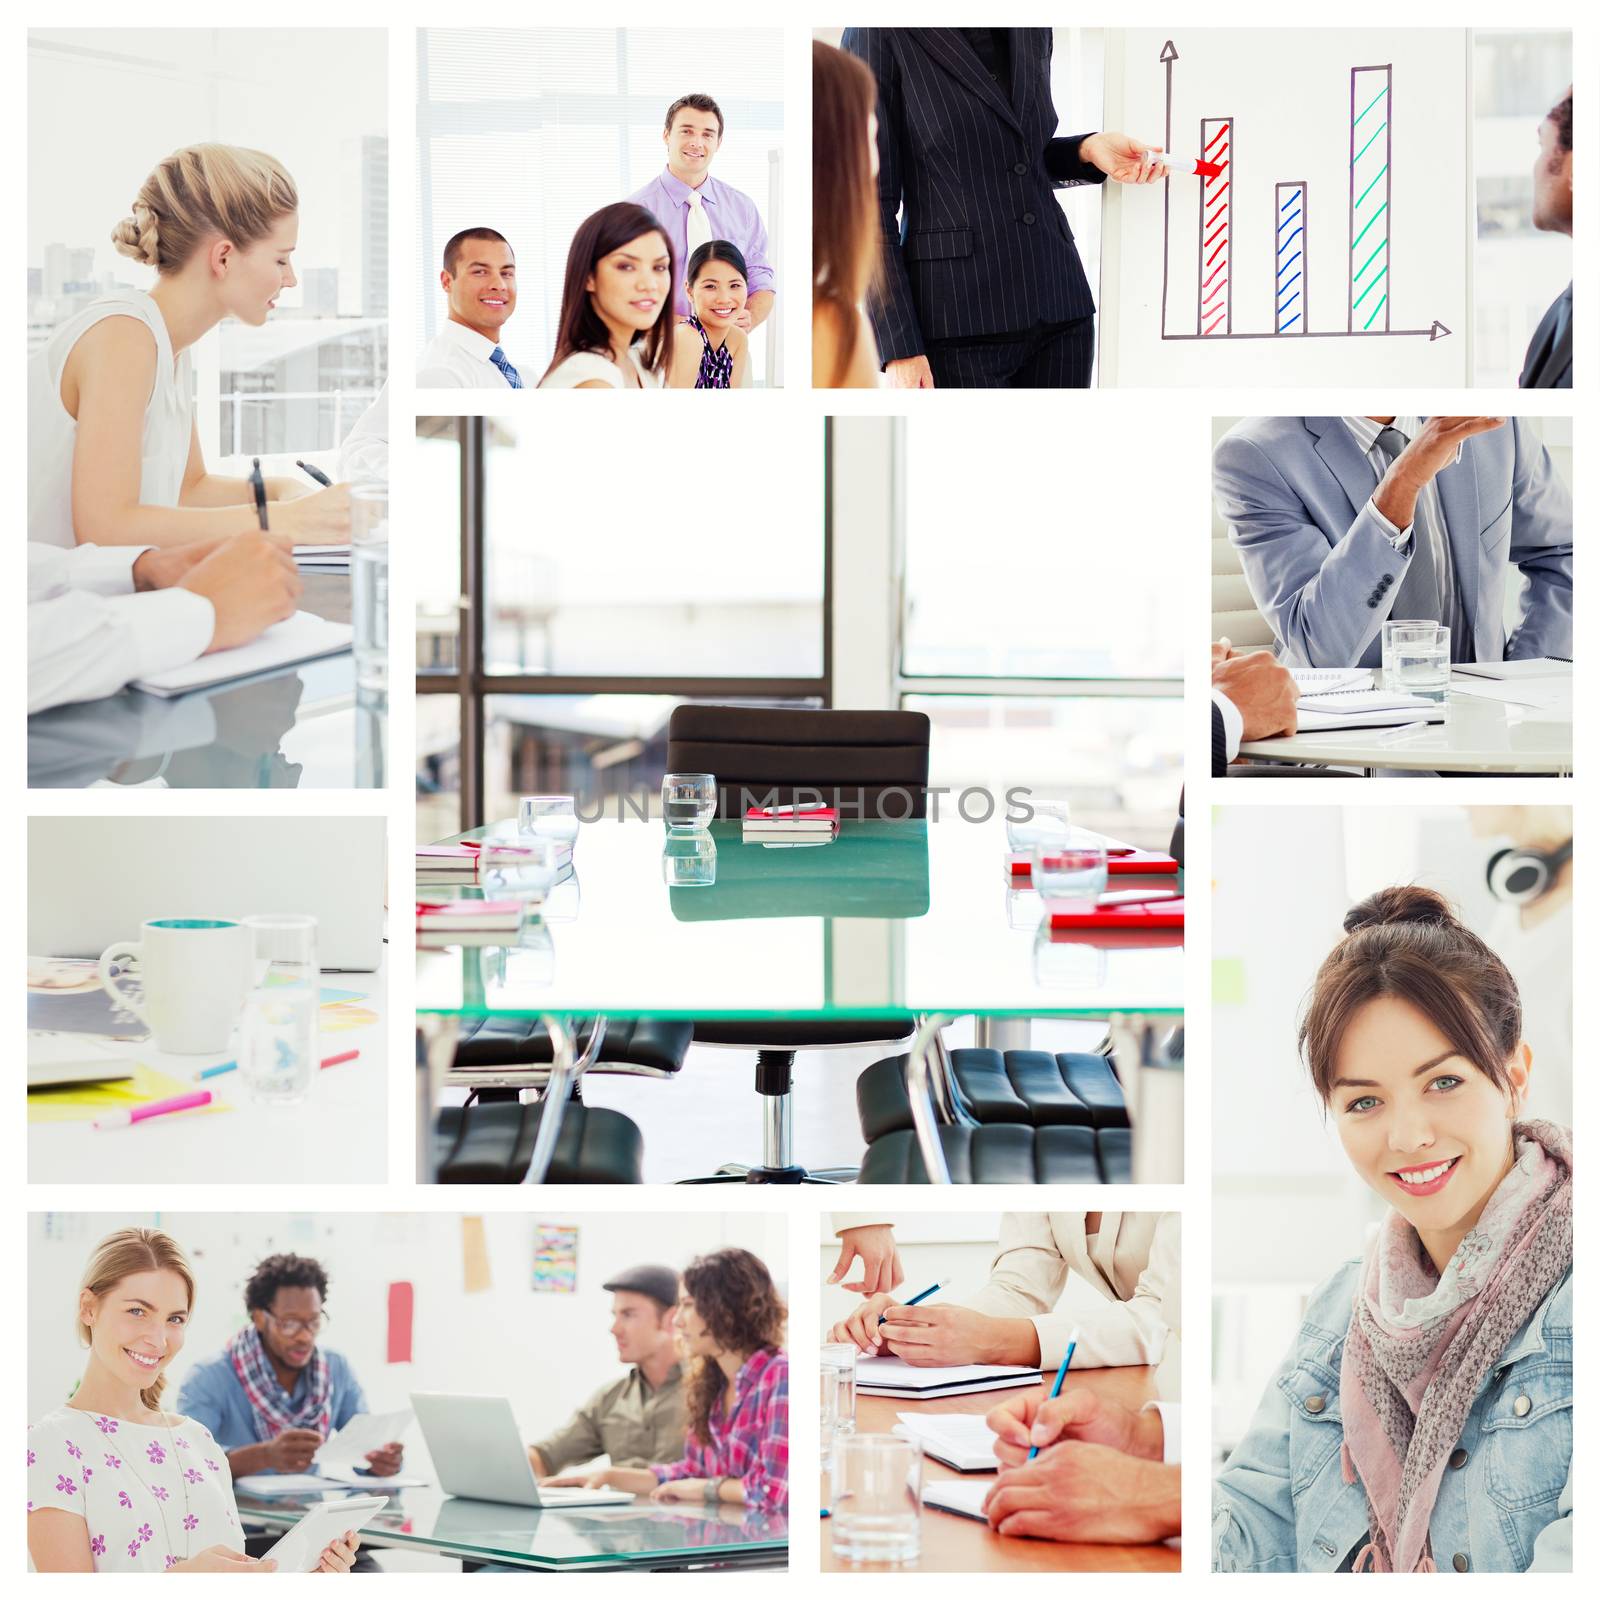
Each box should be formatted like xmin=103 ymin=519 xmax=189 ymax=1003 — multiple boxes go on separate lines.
xmin=1339 ymin=1120 xmax=1572 ymax=1572
xmin=226 ymin=1324 xmax=333 ymax=1444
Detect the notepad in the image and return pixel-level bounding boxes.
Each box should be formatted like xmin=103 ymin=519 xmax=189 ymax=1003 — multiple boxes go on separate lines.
xmin=895 ymin=1412 xmax=1002 ymax=1472
xmin=923 ymin=1479 xmax=992 ymax=1522
xmin=1452 ymin=658 xmax=1571 ymax=680
xmin=26 ymin=1062 xmax=229 ymax=1123
xmin=1294 ymin=690 xmax=1445 ymax=732
xmin=132 ymin=611 xmax=352 ymax=697
xmin=317 ymin=1409 xmax=414 ymax=1472
xmin=855 ymin=1354 xmax=1040 ymax=1400
xmin=1289 ymin=666 xmax=1374 ymax=692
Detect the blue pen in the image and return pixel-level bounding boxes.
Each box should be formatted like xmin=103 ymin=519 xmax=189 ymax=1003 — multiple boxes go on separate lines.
xmin=194 ymin=1060 xmax=238 ymax=1082
xmin=1028 ymin=1326 xmax=1081 ymax=1460
xmin=879 ymin=1278 xmax=950 ymax=1325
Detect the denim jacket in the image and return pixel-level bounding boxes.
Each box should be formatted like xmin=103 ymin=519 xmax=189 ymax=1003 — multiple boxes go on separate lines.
xmin=1213 ymin=1258 xmax=1572 ymax=1573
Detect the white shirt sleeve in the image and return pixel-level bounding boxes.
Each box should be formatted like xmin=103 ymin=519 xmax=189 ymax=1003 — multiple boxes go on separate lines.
xmin=1363 ymin=495 xmax=1414 ymax=548
xmin=1147 ymin=1401 xmax=1181 ymax=1464
xmin=1211 ymin=688 xmax=1244 ymax=761
xmin=29 ymin=587 xmax=215 ymax=714
xmin=29 ymin=540 xmax=146 ymax=601
xmin=339 ymin=381 xmax=388 ymax=484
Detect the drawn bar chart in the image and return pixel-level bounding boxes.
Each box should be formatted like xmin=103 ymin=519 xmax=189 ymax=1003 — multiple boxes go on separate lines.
xmin=1348 ymin=65 xmax=1392 ymax=332
xmin=1156 ymin=40 xmax=1448 ymax=342
xmin=1275 ymin=182 xmax=1306 ymax=334
xmin=1198 ymin=118 xmax=1232 ymax=334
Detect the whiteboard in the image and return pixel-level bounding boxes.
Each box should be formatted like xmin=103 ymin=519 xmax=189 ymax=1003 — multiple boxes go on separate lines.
xmin=1101 ymin=29 xmax=1469 ymax=386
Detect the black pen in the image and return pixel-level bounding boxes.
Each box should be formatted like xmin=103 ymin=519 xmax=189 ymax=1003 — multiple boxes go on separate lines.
xmin=249 ymin=458 xmax=269 ymax=531
xmin=296 ymin=459 xmax=333 ymax=487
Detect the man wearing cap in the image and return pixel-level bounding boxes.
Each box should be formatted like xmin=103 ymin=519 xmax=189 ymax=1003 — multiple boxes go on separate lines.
xmin=526 ymin=1265 xmax=686 ymax=1479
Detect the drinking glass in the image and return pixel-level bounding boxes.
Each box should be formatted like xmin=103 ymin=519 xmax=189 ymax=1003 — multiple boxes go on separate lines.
xmin=661 ymin=834 xmax=717 ymax=887
xmin=1005 ymin=797 xmax=1072 ymax=853
xmin=830 ymin=1434 xmax=923 ymax=1564
xmin=240 ymin=915 xmax=319 ymax=1106
xmin=518 ymin=796 xmax=580 ymax=844
xmin=821 ymin=1365 xmax=840 ymax=1474
xmin=662 ymin=773 xmax=717 ymax=832
xmin=480 ymin=837 xmax=565 ymax=904
xmin=1032 ymin=829 xmax=1109 ymax=905
xmin=350 ymin=484 xmax=389 ymax=694
xmin=1381 ymin=620 xmax=1450 ymax=704
xmin=821 ymin=1342 xmax=858 ymax=1434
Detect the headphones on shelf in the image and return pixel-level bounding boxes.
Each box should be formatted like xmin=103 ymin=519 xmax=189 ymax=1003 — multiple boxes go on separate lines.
xmin=1485 ymin=838 xmax=1573 ymax=905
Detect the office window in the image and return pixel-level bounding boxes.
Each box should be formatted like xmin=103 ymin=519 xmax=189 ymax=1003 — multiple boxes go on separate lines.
xmin=29 ymin=30 xmax=387 ymax=468
xmin=417 ymin=694 xmax=463 ymax=845
xmin=417 ymin=28 xmax=784 ymax=384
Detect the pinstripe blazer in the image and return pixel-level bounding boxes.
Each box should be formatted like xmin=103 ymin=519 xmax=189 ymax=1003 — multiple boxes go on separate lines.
xmin=842 ymin=28 xmax=1101 ymax=363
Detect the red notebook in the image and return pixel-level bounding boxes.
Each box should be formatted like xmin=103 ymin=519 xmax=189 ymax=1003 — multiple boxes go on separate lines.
xmin=416 ymin=899 xmax=521 ymax=931
xmin=744 ymin=805 xmax=840 ymax=823
xmin=1009 ymin=848 xmax=1180 ymax=879
xmin=1045 ymin=897 xmax=1186 ymax=930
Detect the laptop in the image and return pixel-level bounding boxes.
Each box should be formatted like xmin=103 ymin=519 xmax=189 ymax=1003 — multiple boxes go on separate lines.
xmin=410 ymin=1393 xmax=636 ymax=1509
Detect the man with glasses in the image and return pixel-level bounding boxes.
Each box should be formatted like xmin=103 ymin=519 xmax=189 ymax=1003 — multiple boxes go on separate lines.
xmin=180 ymin=1253 xmax=402 ymax=1563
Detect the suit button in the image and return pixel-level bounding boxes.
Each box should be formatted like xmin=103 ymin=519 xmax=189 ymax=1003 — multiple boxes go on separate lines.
xmin=1013 ymin=162 xmax=1028 ymax=176
xmin=1022 ymin=211 xmax=1037 ymax=224
xmin=1368 ymin=598 xmax=1378 ymax=609
xmin=1514 ymin=1394 xmax=1532 ymax=1417
xmin=1304 ymin=1395 xmax=1325 ymax=1414
xmin=1448 ymin=1447 xmax=1468 ymax=1469
xmin=1452 ymin=1553 xmax=1470 ymax=1573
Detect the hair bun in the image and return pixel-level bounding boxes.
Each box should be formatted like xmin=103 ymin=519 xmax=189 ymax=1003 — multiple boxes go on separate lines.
xmin=1343 ymin=883 xmax=1456 ymax=936
xmin=110 ymin=202 xmax=160 ymax=268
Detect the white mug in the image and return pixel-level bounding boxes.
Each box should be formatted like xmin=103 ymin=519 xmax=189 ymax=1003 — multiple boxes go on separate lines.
xmin=98 ymin=918 xmax=253 ymax=1055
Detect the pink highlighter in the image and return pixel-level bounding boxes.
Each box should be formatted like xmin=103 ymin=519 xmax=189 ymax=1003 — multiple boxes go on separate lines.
xmin=94 ymin=1090 xmax=212 ymax=1131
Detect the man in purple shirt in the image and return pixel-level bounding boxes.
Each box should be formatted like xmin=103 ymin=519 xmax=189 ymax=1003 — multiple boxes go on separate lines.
xmin=627 ymin=93 xmax=775 ymax=334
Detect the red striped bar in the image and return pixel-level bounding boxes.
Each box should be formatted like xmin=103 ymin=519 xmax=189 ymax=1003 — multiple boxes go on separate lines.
xmin=1199 ymin=117 xmax=1233 ymax=335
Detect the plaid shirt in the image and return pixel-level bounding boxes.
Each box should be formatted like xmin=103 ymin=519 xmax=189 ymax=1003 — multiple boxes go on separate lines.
xmin=653 ymin=1347 xmax=788 ymax=1512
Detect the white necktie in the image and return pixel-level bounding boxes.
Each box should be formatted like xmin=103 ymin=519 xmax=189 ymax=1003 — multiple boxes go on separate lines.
xmin=685 ymin=188 xmax=713 ymax=255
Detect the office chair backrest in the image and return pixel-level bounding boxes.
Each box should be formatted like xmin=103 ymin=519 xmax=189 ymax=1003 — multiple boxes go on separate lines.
xmin=1211 ymin=485 xmax=1275 ymax=650
xmin=666 ymin=705 xmax=932 ymax=820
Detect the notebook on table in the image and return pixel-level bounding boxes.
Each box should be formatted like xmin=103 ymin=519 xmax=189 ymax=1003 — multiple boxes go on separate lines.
xmin=1293 ymin=690 xmax=1445 ymax=732
xmin=855 ymin=1354 xmax=1040 ymax=1400
xmin=894 ymin=1412 xmax=1002 ymax=1472
xmin=132 ymin=611 xmax=352 ymax=697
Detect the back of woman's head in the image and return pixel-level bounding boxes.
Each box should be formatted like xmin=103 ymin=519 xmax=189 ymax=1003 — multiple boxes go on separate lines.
xmin=544 ymin=201 xmax=675 ymax=382
xmin=77 ymin=1228 xmax=196 ymax=1412
xmin=812 ymin=40 xmax=881 ymax=382
xmin=111 ymin=144 xmax=298 ymax=274
xmin=1299 ymin=885 xmax=1523 ymax=1103
xmin=686 ymin=239 xmax=748 ymax=286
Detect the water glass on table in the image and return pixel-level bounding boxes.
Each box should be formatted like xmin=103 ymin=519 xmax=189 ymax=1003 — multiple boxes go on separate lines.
xmin=518 ymin=795 xmax=580 ymax=844
xmin=820 ymin=1342 xmax=858 ymax=1435
xmin=830 ymin=1434 xmax=923 ymax=1565
xmin=350 ymin=484 xmax=389 ymax=694
xmin=240 ymin=915 xmax=319 ymax=1105
xmin=1032 ymin=829 xmax=1109 ymax=907
xmin=1381 ymin=619 xmax=1451 ymax=704
xmin=662 ymin=772 xmax=717 ymax=832
xmin=480 ymin=837 xmax=565 ymax=904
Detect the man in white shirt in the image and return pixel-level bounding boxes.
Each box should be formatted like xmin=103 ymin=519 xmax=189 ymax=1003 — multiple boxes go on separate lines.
xmin=339 ymin=380 xmax=388 ymax=483
xmin=29 ymin=534 xmax=300 ymax=714
xmin=417 ymin=229 xmax=521 ymax=388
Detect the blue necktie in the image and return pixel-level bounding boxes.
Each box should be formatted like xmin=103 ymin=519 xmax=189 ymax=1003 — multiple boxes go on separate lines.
xmin=490 ymin=346 xmax=523 ymax=389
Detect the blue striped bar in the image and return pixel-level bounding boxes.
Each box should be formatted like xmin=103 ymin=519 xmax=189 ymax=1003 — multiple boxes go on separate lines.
xmin=1275 ymin=181 xmax=1307 ymax=334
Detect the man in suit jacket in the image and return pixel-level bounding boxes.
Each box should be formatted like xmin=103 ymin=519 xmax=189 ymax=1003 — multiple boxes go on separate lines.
xmin=841 ymin=28 xmax=1162 ymax=389
xmin=1521 ymin=86 xmax=1572 ymax=389
xmin=1213 ymin=417 xmax=1572 ymax=669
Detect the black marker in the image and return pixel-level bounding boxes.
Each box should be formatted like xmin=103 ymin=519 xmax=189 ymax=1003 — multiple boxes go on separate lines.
xmin=249 ymin=458 xmax=269 ymax=531
xmin=296 ymin=459 xmax=333 ymax=487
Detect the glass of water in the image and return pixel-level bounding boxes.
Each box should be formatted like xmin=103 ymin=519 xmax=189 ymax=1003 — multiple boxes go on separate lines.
xmin=662 ymin=773 xmax=717 ymax=832
xmin=821 ymin=1365 xmax=840 ymax=1474
xmin=831 ymin=1434 xmax=923 ymax=1565
xmin=821 ymin=1343 xmax=858 ymax=1435
xmin=350 ymin=483 xmax=389 ymax=694
xmin=519 ymin=796 xmax=580 ymax=844
xmin=1032 ymin=829 xmax=1109 ymax=906
xmin=240 ymin=915 xmax=319 ymax=1105
xmin=480 ymin=837 xmax=565 ymax=904
xmin=1382 ymin=620 xmax=1450 ymax=703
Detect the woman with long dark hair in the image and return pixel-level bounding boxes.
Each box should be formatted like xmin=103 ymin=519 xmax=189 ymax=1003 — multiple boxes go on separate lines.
xmin=811 ymin=41 xmax=881 ymax=389
xmin=538 ymin=202 xmax=676 ymax=389
xmin=542 ymin=1248 xmax=788 ymax=1512
xmin=669 ymin=240 xmax=750 ymax=390
xmin=1213 ymin=887 xmax=1572 ymax=1572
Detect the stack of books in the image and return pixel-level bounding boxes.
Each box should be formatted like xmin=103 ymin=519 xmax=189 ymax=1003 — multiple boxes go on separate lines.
xmin=416 ymin=843 xmax=482 ymax=887
xmin=415 ymin=899 xmax=522 ymax=948
xmin=742 ymin=804 xmax=839 ymax=847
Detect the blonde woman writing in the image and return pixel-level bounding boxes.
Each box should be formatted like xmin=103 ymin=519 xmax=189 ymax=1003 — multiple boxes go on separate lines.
xmin=28 ymin=1228 xmax=360 ymax=1573
xmin=27 ymin=144 xmax=353 ymax=550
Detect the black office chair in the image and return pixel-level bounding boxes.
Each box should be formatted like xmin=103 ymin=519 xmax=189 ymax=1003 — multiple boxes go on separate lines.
xmin=666 ymin=704 xmax=932 ymax=1183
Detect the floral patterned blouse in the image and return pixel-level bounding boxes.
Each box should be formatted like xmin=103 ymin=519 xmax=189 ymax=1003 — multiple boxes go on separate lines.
xmin=28 ymin=1406 xmax=243 ymax=1572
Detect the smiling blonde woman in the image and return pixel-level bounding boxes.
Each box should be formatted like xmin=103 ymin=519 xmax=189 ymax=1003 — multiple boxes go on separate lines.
xmin=1213 ymin=886 xmax=1572 ymax=1574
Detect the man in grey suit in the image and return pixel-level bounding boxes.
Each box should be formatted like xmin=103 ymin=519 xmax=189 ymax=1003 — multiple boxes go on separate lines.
xmin=1521 ymin=86 xmax=1572 ymax=389
xmin=1213 ymin=417 xmax=1573 ymax=670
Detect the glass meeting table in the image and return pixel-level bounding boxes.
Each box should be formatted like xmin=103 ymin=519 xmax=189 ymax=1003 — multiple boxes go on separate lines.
xmin=415 ymin=816 xmax=1184 ymax=1182
xmin=236 ymin=1484 xmax=787 ymax=1572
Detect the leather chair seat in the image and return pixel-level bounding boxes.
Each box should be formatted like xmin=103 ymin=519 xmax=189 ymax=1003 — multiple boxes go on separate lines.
xmin=692 ymin=1019 xmax=914 ymax=1049
xmin=857 ymin=1124 xmax=1132 ymax=1184
xmin=435 ymin=1102 xmax=644 ymax=1184
xmin=857 ymin=1048 xmax=1129 ymax=1141
xmin=453 ymin=1016 xmax=692 ymax=1074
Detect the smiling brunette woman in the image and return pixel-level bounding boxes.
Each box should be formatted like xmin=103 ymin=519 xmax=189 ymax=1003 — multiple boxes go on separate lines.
xmin=1213 ymin=887 xmax=1572 ymax=1573
xmin=26 ymin=144 xmax=351 ymax=551
xmin=28 ymin=1228 xmax=359 ymax=1574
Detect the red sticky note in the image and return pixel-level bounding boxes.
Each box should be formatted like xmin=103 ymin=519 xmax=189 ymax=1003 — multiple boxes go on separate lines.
xmin=386 ymin=1281 xmax=414 ymax=1364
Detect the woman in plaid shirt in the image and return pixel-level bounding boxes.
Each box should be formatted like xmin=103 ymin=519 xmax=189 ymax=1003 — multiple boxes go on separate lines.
xmin=544 ymin=1248 xmax=788 ymax=1513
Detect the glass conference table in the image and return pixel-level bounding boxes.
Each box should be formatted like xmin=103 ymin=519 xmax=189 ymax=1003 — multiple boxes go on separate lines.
xmin=415 ymin=815 xmax=1184 ymax=1180
xmin=28 ymin=571 xmax=387 ymax=789
xmin=236 ymin=1485 xmax=787 ymax=1572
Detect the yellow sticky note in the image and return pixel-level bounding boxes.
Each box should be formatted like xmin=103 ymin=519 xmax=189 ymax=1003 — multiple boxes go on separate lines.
xmin=462 ymin=1216 xmax=492 ymax=1293
xmin=27 ymin=1064 xmax=231 ymax=1123
xmin=1212 ymin=957 xmax=1247 ymax=1006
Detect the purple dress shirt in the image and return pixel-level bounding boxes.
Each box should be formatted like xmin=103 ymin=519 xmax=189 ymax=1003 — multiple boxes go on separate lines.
xmin=626 ymin=168 xmax=775 ymax=319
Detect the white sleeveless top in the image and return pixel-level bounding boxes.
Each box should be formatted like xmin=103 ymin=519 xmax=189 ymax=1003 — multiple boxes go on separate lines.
xmin=28 ymin=288 xmax=194 ymax=549
xmin=538 ymin=346 xmax=664 ymax=390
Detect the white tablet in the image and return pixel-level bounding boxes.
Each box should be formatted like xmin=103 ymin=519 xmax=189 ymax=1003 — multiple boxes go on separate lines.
xmin=261 ymin=1495 xmax=388 ymax=1573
